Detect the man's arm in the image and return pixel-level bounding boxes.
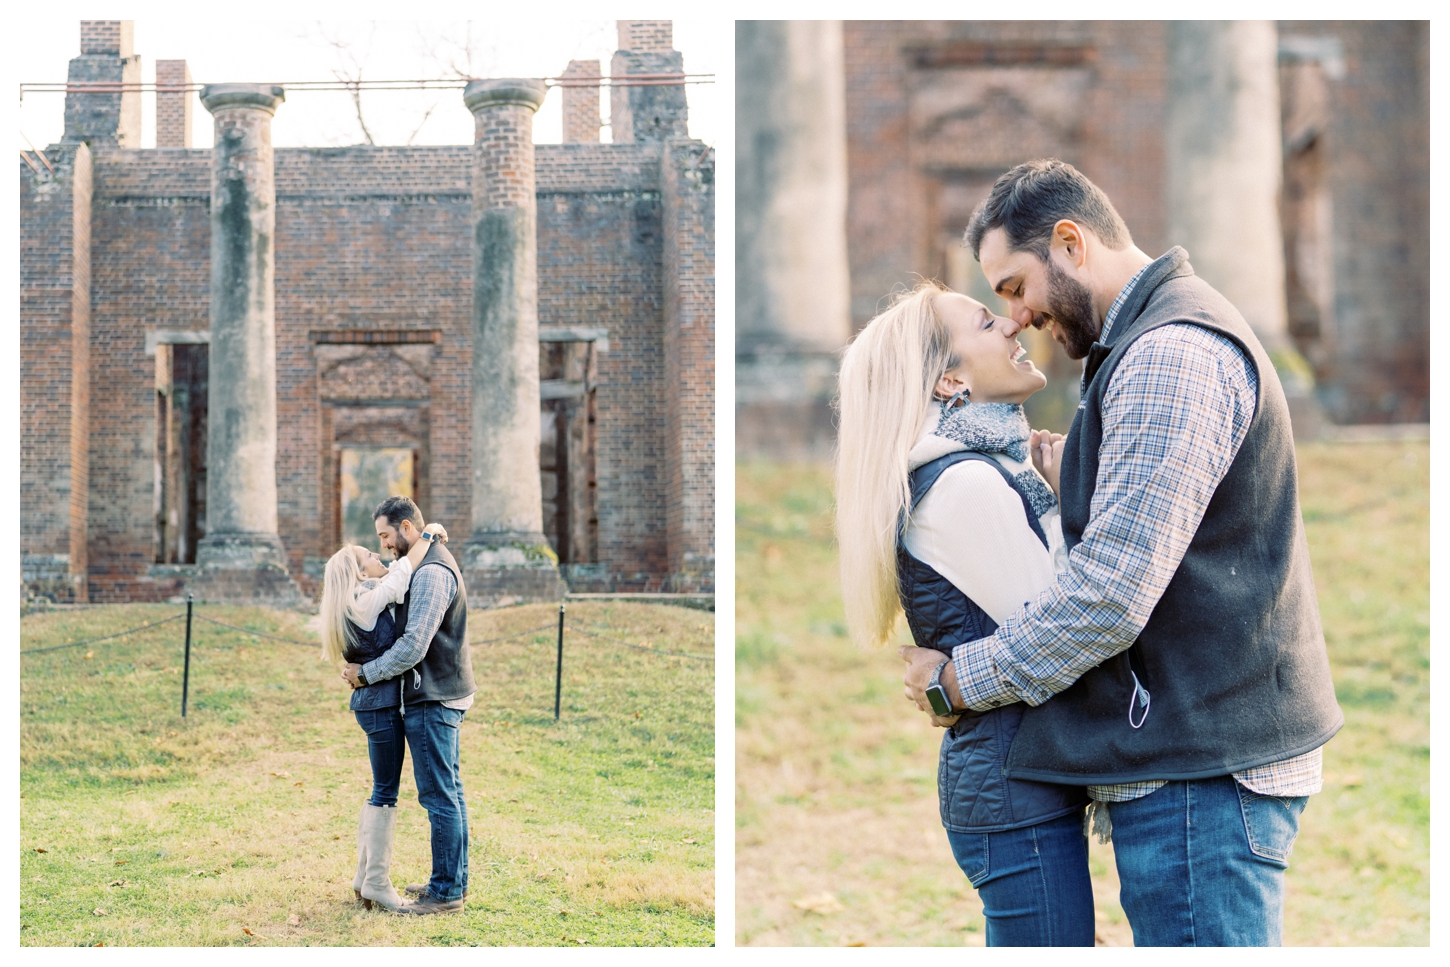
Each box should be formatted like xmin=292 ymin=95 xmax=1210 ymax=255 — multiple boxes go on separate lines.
xmin=949 ymin=324 xmax=1258 ymax=710
xmin=352 ymin=564 xmax=457 ymax=687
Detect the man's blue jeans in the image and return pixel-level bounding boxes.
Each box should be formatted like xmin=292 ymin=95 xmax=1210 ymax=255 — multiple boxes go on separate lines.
xmin=402 ymin=701 xmax=469 ymax=902
xmin=1108 ymin=776 xmax=1308 ymax=946
xmin=945 ymin=810 xmax=1096 ymax=946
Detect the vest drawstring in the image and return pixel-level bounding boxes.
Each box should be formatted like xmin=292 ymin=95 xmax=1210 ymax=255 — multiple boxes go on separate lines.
xmin=1128 ymin=671 xmax=1151 ymax=729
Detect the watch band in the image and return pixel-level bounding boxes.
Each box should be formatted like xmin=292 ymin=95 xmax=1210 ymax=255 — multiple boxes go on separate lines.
xmin=928 ymin=658 xmax=948 ymax=690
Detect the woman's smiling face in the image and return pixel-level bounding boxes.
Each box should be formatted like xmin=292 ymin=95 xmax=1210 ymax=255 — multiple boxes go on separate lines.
xmin=933 ymin=292 xmax=1048 ymax=405
xmin=352 ymin=545 xmax=388 ymax=580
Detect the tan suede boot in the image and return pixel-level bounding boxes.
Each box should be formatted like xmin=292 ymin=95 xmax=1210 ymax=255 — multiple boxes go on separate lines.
xmin=352 ymin=803 xmax=368 ymax=903
xmin=358 ymin=804 xmax=409 ymax=912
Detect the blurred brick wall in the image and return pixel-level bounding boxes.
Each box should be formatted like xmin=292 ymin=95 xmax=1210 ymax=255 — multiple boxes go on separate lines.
xmin=841 ymin=19 xmax=1426 ymax=427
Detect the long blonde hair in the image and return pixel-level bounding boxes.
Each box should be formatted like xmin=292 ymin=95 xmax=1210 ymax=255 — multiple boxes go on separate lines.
xmin=320 ymin=544 xmax=364 ymax=665
xmin=835 ymin=281 xmax=958 ymax=648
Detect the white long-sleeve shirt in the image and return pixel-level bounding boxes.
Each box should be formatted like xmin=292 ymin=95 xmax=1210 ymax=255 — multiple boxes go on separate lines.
xmin=348 ymin=557 xmax=413 ymax=631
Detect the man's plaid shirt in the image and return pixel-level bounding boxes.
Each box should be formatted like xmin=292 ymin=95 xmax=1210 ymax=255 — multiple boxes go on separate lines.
xmin=952 ymin=263 xmax=1323 ymax=802
xmin=358 ymin=561 xmax=473 ymax=711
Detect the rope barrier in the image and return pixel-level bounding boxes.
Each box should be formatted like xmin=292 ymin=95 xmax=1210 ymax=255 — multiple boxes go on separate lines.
xmin=566 ymin=624 xmax=714 ymax=662
xmin=21 ymin=610 xmax=711 ymax=661
xmin=19 ymin=613 xmax=186 ymax=655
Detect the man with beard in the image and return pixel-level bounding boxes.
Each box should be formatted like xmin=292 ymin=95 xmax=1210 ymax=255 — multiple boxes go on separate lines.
xmin=342 ymin=495 xmax=474 ymax=915
xmin=901 ymin=159 xmax=1341 ymax=945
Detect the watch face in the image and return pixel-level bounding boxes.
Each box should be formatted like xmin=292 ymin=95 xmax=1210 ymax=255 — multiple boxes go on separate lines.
xmin=926 ymin=686 xmax=953 ymax=717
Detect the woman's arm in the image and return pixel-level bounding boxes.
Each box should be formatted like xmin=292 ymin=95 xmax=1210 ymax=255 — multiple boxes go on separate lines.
xmin=350 ymin=524 xmax=448 ymax=625
xmin=405 ymin=522 xmax=448 ymax=570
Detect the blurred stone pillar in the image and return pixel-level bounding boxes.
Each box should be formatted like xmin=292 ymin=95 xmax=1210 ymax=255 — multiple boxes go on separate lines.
xmin=736 ymin=20 xmax=852 ymax=459
xmin=192 ymin=84 xmax=300 ymax=604
xmin=1166 ymin=20 xmax=1321 ymax=437
xmin=461 ymin=79 xmax=567 ymax=607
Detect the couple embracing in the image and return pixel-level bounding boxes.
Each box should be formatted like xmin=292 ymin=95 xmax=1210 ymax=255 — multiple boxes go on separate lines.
xmin=835 ymin=160 xmax=1343 ymax=946
xmin=319 ymin=495 xmax=473 ymax=916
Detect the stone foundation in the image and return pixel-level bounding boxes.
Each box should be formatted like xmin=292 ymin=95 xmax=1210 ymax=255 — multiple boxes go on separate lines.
xmin=153 ymin=562 xmax=305 ymax=609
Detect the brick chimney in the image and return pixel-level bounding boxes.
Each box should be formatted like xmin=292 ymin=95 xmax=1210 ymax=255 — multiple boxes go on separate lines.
xmin=65 ymin=21 xmax=142 ymax=147
xmin=156 ymin=60 xmax=193 ymax=148
xmin=610 ymin=20 xmax=688 ymax=143
xmin=561 ymin=60 xmax=601 ymax=143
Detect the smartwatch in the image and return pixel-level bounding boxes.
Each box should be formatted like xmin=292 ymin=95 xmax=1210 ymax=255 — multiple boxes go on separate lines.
xmin=925 ymin=659 xmax=956 ymax=717
xmin=420 ymin=531 xmax=436 ymax=543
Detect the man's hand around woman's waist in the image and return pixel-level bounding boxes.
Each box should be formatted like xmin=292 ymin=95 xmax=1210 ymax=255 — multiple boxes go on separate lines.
xmin=900 ymin=644 xmax=964 ymax=728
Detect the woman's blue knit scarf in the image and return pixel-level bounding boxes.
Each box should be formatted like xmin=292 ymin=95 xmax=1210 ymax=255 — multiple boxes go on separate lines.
xmin=934 ymin=402 xmax=1058 ymax=520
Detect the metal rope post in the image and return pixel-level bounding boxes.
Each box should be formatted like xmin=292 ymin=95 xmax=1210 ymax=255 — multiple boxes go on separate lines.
xmin=554 ymin=602 xmax=566 ymax=720
xmin=181 ymin=594 xmax=193 ymax=718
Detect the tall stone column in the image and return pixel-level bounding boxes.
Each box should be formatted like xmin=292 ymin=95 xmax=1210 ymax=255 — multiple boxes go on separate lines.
xmin=192 ymin=84 xmax=300 ymax=604
xmin=1166 ymin=21 xmax=1321 ymax=438
xmin=461 ymin=79 xmax=566 ymax=608
xmin=736 ymin=20 xmax=852 ymax=458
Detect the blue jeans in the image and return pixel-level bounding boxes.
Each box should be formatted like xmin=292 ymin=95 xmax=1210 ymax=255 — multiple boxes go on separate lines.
xmin=1108 ymin=776 xmax=1308 ymax=946
xmin=354 ymin=707 xmax=406 ymax=807
xmin=946 ymin=810 xmax=1095 ymax=946
xmin=402 ymin=701 xmax=469 ymax=902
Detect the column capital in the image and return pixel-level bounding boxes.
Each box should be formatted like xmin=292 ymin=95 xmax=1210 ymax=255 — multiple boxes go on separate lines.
xmin=464 ymin=78 xmax=547 ymax=115
xmin=201 ymin=84 xmax=285 ymax=116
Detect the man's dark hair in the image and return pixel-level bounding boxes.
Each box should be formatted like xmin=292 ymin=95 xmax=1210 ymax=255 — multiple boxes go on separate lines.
xmin=964 ymin=159 xmax=1132 ymax=262
xmin=373 ymin=495 xmax=424 ymax=530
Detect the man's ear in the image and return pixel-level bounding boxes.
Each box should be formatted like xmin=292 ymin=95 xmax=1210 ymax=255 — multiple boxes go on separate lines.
xmin=1051 ymin=219 xmax=1088 ymax=269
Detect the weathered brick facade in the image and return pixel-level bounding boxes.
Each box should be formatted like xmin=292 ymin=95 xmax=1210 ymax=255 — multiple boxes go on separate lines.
xmin=155 ymin=59 xmax=193 ymax=149
xmin=21 ymin=21 xmax=714 ymax=604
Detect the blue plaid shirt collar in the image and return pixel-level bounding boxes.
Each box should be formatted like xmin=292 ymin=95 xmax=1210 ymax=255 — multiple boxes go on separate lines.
xmin=1099 ymin=260 xmax=1154 ymax=345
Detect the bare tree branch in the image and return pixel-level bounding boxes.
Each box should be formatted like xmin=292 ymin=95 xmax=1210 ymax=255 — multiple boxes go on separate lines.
xmin=317 ymin=21 xmax=377 ymax=146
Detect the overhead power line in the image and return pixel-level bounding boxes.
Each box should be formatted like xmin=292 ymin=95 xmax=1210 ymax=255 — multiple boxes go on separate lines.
xmin=19 ymin=73 xmax=714 ymax=99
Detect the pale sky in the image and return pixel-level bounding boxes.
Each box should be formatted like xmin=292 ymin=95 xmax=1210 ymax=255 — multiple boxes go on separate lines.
xmin=16 ymin=18 xmax=720 ymax=152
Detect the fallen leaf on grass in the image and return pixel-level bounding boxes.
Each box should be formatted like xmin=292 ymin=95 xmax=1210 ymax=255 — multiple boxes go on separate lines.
xmin=243 ymin=928 xmax=255 ymax=936
xmin=114 ymin=860 xmax=127 ymax=866
xmin=271 ymin=771 xmax=292 ymax=778
xmin=293 ymin=782 xmax=304 ymax=787
xmin=287 ymin=915 xmax=301 ymax=926
xmin=332 ymin=835 xmax=341 ymax=840
xmin=792 ymin=892 xmax=844 ymax=915
xmin=34 ymin=847 xmax=47 ymax=853
xmin=92 ymin=942 xmax=105 ymax=947
xmin=682 ymin=838 xmax=696 ymax=844
xmin=84 ymin=651 xmax=94 ymax=660
xmin=93 ymin=908 xmax=107 ymax=916
xmin=108 ymin=879 xmax=127 ymax=888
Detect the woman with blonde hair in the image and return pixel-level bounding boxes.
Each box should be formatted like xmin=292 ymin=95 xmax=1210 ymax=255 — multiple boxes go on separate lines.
xmin=835 ymin=281 xmax=1093 ymax=945
xmin=320 ymin=520 xmax=446 ymax=913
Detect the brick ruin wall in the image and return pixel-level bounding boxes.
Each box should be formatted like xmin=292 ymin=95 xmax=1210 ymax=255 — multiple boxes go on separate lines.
xmin=22 ymin=140 xmax=713 ymax=602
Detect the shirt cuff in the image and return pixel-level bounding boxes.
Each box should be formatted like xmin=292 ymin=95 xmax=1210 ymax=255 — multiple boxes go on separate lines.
xmin=951 ymin=635 xmax=1018 ymax=710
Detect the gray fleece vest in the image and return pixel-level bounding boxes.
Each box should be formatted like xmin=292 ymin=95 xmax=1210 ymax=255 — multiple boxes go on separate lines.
xmin=393 ymin=541 xmax=475 ymax=704
xmin=1005 ymin=247 xmax=1343 ymax=784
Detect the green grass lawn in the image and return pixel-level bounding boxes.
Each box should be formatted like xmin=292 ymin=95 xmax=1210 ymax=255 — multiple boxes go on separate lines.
xmin=20 ymin=600 xmax=714 ymax=946
xmin=735 ymin=441 xmax=1428 ymax=946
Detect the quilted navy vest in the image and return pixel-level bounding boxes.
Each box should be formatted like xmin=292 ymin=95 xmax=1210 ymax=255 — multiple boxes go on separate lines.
xmin=899 ymin=450 xmax=1088 ymax=833
xmin=344 ymin=605 xmax=404 ymax=712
